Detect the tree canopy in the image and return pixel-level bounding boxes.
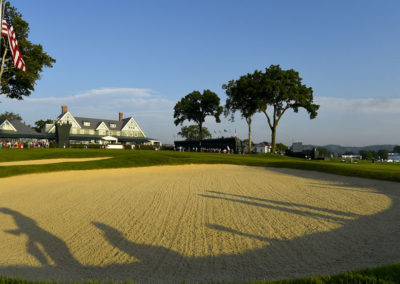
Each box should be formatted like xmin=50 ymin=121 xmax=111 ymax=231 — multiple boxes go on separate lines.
xmin=223 ymin=73 xmax=259 ymax=153
xmin=174 ymin=90 xmax=222 ymax=140
xmin=253 ymin=65 xmax=319 ymax=152
xmin=0 ymin=2 xmax=55 ymax=100
xmin=378 ymin=149 xmax=389 ymax=160
xmin=275 ymin=143 xmax=288 ymax=152
xmin=33 ymin=119 xmax=52 ymax=133
xmin=178 ymin=125 xmax=211 ymax=141
xmin=0 ymin=111 xmax=22 ymax=120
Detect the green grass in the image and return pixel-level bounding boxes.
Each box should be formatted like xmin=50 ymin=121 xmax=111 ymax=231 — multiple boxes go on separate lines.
xmin=0 ymin=263 xmax=399 ymax=284
xmin=0 ymin=148 xmax=399 ymax=283
xmin=0 ymin=148 xmax=399 ymax=182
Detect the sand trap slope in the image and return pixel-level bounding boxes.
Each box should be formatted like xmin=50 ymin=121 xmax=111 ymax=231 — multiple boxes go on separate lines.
xmin=0 ymin=157 xmax=111 ymax=166
xmin=0 ymin=165 xmax=399 ymax=283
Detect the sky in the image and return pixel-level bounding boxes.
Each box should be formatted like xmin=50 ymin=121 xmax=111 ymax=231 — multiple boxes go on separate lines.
xmin=1 ymin=0 xmax=399 ymax=146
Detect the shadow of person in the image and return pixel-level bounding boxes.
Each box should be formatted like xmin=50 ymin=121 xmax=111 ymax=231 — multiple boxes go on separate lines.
xmin=0 ymin=207 xmax=80 ymax=267
xmin=92 ymin=222 xmax=183 ymax=269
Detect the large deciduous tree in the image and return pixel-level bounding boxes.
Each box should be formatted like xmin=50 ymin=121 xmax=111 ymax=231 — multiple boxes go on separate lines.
xmin=178 ymin=125 xmax=211 ymax=141
xmin=174 ymin=90 xmax=223 ymax=140
xmin=0 ymin=2 xmax=55 ymax=100
xmin=255 ymin=65 xmax=319 ymax=152
xmin=223 ymin=73 xmax=259 ymax=153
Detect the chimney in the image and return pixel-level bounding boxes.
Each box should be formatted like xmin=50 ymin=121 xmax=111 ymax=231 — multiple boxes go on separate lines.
xmin=119 ymin=112 xmax=123 ymax=121
xmin=61 ymin=105 xmax=68 ymax=114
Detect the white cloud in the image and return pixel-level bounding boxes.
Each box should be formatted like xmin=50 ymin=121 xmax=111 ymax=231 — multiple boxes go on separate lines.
xmin=316 ymin=97 xmax=400 ymax=114
xmin=1 ymin=87 xmax=175 ymax=118
xmin=24 ymin=88 xmax=155 ymax=104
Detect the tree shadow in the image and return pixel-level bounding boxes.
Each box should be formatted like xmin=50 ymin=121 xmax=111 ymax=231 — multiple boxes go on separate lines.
xmin=198 ymin=193 xmax=352 ymax=223
xmin=206 ymin=223 xmax=273 ymax=242
xmin=263 ymin=168 xmax=385 ymax=194
xmin=206 ymin=190 xmax=359 ymax=218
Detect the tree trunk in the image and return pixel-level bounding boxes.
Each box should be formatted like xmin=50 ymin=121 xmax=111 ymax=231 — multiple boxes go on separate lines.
xmin=271 ymin=125 xmax=277 ymax=154
xmin=271 ymin=107 xmax=278 ymax=153
xmin=198 ymin=123 xmax=202 ymax=151
xmin=246 ymin=117 xmax=252 ymax=154
xmin=0 ymin=46 xmax=8 ymax=85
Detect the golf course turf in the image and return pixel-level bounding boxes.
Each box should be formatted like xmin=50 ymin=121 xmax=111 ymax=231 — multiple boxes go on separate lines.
xmin=0 ymin=149 xmax=399 ymax=283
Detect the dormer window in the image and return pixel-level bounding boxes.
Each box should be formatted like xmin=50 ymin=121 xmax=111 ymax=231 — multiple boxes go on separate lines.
xmin=83 ymin=121 xmax=91 ymax=126
xmin=110 ymin=123 xmax=116 ymax=128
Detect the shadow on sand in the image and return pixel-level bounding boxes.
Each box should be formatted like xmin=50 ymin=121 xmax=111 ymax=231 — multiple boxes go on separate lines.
xmin=0 ymin=172 xmax=399 ymax=283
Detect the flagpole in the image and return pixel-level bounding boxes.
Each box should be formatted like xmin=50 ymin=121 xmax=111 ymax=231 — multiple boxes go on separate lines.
xmin=0 ymin=0 xmax=5 ymax=51
xmin=0 ymin=0 xmax=3 ymax=50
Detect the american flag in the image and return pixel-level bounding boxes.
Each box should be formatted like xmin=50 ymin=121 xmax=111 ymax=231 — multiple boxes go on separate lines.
xmin=1 ymin=7 xmax=26 ymax=72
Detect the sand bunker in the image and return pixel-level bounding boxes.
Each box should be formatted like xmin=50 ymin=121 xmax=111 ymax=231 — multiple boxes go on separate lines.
xmin=0 ymin=164 xmax=399 ymax=283
xmin=0 ymin=157 xmax=111 ymax=166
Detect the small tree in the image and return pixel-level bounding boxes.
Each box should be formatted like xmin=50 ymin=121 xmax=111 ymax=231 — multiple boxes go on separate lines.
xmin=254 ymin=65 xmax=319 ymax=152
xmin=0 ymin=111 xmax=22 ymax=120
xmin=223 ymin=73 xmax=259 ymax=153
xmin=317 ymin=147 xmax=329 ymax=158
xmin=174 ymin=90 xmax=223 ymax=140
xmin=178 ymin=125 xmax=211 ymax=141
xmin=378 ymin=149 xmax=389 ymax=160
xmin=370 ymin=150 xmax=379 ymax=160
xmin=33 ymin=119 xmax=52 ymax=133
xmin=0 ymin=2 xmax=55 ymax=100
xmin=241 ymin=139 xmax=254 ymax=153
xmin=359 ymin=150 xmax=374 ymax=160
xmin=275 ymin=143 xmax=288 ymax=153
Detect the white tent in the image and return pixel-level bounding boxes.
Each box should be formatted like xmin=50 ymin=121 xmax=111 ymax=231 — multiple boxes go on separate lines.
xmin=101 ymin=136 xmax=118 ymax=142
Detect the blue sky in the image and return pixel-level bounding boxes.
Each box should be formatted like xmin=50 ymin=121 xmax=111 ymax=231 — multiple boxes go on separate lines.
xmin=1 ymin=0 xmax=400 ymax=146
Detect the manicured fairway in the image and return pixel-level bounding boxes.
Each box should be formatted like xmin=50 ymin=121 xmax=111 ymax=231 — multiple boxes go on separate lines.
xmin=0 ymin=149 xmax=399 ymax=183
xmin=0 ymin=164 xmax=399 ymax=283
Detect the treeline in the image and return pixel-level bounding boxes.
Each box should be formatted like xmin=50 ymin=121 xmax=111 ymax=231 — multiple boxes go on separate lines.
xmin=346 ymin=146 xmax=400 ymax=160
xmin=174 ymin=65 xmax=319 ymax=153
xmin=358 ymin=150 xmax=389 ymax=160
xmin=313 ymin=147 xmax=398 ymax=160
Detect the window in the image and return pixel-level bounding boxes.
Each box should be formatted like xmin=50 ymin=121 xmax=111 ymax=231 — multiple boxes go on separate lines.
xmin=80 ymin=129 xmax=85 ymax=134
xmin=71 ymin=128 xmax=77 ymax=134
xmin=89 ymin=130 xmax=95 ymax=135
xmin=110 ymin=123 xmax=116 ymax=128
xmin=83 ymin=121 xmax=91 ymax=126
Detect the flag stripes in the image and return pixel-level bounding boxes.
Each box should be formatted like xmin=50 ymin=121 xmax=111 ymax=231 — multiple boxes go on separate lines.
xmin=1 ymin=16 xmax=26 ymax=72
xmin=1 ymin=19 xmax=7 ymax=36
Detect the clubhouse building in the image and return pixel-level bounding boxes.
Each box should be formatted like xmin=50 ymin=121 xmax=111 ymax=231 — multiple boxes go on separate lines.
xmin=0 ymin=105 xmax=161 ymax=147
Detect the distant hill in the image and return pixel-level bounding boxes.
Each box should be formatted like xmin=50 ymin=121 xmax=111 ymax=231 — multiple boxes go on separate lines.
xmin=316 ymin=144 xmax=398 ymax=155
